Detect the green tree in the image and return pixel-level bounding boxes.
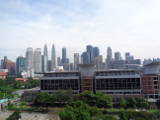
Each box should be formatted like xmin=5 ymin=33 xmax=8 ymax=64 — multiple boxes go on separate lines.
xmin=127 ymin=97 xmax=136 ymax=108
xmin=136 ymin=97 xmax=150 ymax=109
xmin=119 ymin=97 xmax=127 ymax=108
xmin=119 ymin=111 xmax=128 ymax=120
xmin=78 ymin=91 xmax=112 ymax=108
xmin=59 ymin=101 xmax=94 ymax=120
xmin=6 ymin=111 xmax=21 ymax=120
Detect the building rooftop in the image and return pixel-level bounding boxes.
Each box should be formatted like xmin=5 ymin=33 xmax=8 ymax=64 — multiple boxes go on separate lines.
xmin=144 ymin=61 xmax=160 ymax=66
xmin=96 ymin=69 xmax=140 ymax=72
xmin=0 ymin=72 xmax=7 ymax=76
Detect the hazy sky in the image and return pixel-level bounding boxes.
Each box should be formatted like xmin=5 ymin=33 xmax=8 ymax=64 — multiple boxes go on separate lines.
xmin=1 ymin=0 xmax=160 ymax=62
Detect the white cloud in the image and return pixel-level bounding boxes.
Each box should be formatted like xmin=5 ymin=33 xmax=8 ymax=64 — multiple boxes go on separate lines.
xmin=1 ymin=0 xmax=160 ymax=61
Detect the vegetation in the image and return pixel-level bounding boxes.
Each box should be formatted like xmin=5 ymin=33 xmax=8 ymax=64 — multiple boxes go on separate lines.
xmin=0 ymin=79 xmax=15 ymax=99
xmin=6 ymin=111 xmax=21 ymax=120
xmin=76 ymin=91 xmax=113 ymax=108
xmin=59 ymin=101 xmax=101 ymax=120
xmin=34 ymin=89 xmax=72 ymax=106
xmin=0 ymin=77 xmax=40 ymax=99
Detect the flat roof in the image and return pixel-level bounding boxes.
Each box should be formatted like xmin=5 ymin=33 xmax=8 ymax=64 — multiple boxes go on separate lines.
xmin=96 ymin=69 xmax=140 ymax=72
xmin=144 ymin=61 xmax=160 ymax=66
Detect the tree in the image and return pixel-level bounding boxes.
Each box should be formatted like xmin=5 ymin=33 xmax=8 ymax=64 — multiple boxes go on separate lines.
xmin=127 ymin=97 xmax=136 ymax=108
xmin=119 ymin=111 xmax=128 ymax=120
xmin=59 ymin=101 xmax=94 ymax=120
xmin=78 ymin=91 xmax=112 ymax=108
xmin=6 ymin=111 xmax=21 ymax=120
xmin=136 ymin=97 xmax=150 ymax=109
xmin=119 ymin=97 xmax=127 ymax=108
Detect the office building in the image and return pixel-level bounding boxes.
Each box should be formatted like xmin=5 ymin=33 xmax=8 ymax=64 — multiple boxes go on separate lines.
xmin=61 ymin=47 xmax=67 ymax=64
xmin=51 ymin=44 xmax=56 ymax=71
xmin=40 ymin=64 xmax=141 ymax=97
xmin=93 ymin=47 xmax=100 ymax=58
xmin=95 ymin=55 xmax=103 ymax=70
xmin=1 ymin=56 xmax=16 ymax=75
xmin=106 ymin=47 xmax=113 ymax=69
xmin=114 ymin=52 xmax=122 ymax=61
xmin=26 ymin=47 xmax=34 ymax=77
xmin=41 ymin=71 xmax=80 ymax=94
xmin=16 ymin=56 xmax=26 ymax=75
xmin=142 ymin=62 xmax=160 ymax=103
xmin=57 ymin=57 xmax=61 ymax=66
xmin=43 ymin=44 xmax=48 ymax=72
xmin=95 ymin=69 xmax=141 ymax=96
xmin=86 ymin=45 xmax=94 ymax=64
xmin=81 ymin=52 xmax=90 ymax=64
xmin=33 ymin=48 xmax=42 ymax=73
xmin=74 ymin=53 xmax=80 ymax=70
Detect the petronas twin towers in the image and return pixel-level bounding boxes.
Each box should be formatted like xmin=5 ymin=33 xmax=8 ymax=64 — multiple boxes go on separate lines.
xmin=43 ymin=44 xmax=56 ymax=72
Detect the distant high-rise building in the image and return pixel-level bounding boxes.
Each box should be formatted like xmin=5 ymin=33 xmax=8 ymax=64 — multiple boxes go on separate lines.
xmin=0 ymin=60 xmax=3 ymax=69
xmin=61 ymin=47 xmax=68 ymax=64
xmin=51 ymin=44 xmax=56 ymax=71
xmin=95 ymin=55 xmax=103 ymax=70
xmin=26 ymin=47 xmax=34 ymax=77
xmin=114 ymin=52 xmax=122 ymax=61
xmin=81 ymin=52 xmax=90 ymax=64
xmin=16 ymin=56 xmax=26 ymax=75
xmin=106 ymin=47 xmax=113 ymax=69
xmin=57 ymin=57 xmax=61 ymax=66
xmin=93 ymin=47 xmax=99 ymax=58
xmin=86 ymin=45 xmax=94 ymax=64
xmin=74 ymin=53 xmax=80 ymax=70
xmin=33 ymin=48 xmax=42 ymax=73
xmin=125 ymin=52 xmax=130 ymax=61
xmin=48 ymin=60 xmax=52 ymax=71
xmin=43 ymin=44 xmax=48 ymax=72
xmin=1 ymin=56 xmax=16 ymax=75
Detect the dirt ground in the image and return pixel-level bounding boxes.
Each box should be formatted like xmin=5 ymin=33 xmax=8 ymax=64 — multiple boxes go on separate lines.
xmin=0 ymin=111 xmax=60 ymax=120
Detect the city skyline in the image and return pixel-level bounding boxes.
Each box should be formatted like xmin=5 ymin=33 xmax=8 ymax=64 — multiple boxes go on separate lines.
xmin=1 ymin=0 xmax=160 ymax=60
xmin=0 ymin=44 xmax=158 ymax=63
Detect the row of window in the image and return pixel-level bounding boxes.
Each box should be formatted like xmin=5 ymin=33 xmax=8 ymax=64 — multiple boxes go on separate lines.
xmin=96 ymin=71 xmax=139 ymax=76
xmin=41 ymin=79 xmax=79 ymax=90
xmin=44 ymin=73 xmax=80 ymax=77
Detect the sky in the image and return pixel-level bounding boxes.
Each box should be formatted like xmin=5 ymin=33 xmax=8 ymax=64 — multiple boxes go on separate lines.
xmin=1 ymin=0 xmax=160 ymax=62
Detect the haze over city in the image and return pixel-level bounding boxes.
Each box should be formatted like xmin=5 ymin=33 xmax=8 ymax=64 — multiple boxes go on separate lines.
xmin=1 ymin=0 xmax=160 ymax=61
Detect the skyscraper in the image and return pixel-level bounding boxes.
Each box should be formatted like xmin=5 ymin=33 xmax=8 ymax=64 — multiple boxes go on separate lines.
xmin=86 ymin=45 xmax=94 ymax=64
xmin=16 ymin=56 xmax=26 ymax=75
xmin=1 ymin=56 xmax=16 ymax=75
xmin=61 ymin=47 xmax=67 ymax=64
xmin=51 ymin=44 xmax=56 ymax=71
xmin=125 ymin=52 xmax=130 ymax=61
xmin=57 ymin=57 xmax=61 ymax=66
xmin=33 ymin=48 xmax=42 ymax=73
xmin=43 ymin=44 xmax=48 ymax=72
xmin=81 ymin=52 xmax=90 ymax=64
xmin=93 ymin=47 xmax=100 ymax=58
xmin=26 ymin=47 xmax=34 ymax=77
xmin=114 ymin=52 xmax=122 ymax=61
xmin=74 ymin=53 xmax=80 ymax=70
xmin=95 ymin=55 xmax=103 ymax=70
xmin=106 ymin=47 xmax=113 ymax=69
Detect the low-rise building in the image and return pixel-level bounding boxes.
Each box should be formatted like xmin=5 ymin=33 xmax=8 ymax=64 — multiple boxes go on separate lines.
xmin=0 ymin=72 xmax=7 ymax=80
xmin=40 ymin=71 xmax=80 ymax=94
xmin=95 ymin=69 xmax=142 ymax=96
xmin=142 ymin=62 xmax=160 ymax=103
